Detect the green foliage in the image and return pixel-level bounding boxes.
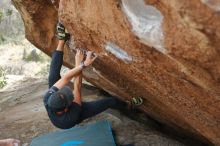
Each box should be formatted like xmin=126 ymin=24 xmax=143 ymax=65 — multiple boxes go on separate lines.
xmin=0 ymin=34 xmax=5 ymax=44
xmin=23 ymin=49 xmax=49 ymax=63
xmin=0 ymin=10 xmax=3 ymax=22
xmin=0 ymin=67 xmax=7 ymax=89
xmin=6 ymin=9 xmax=13 ymax=16
xmin=22 ymin=49 xmax=27 ymax=60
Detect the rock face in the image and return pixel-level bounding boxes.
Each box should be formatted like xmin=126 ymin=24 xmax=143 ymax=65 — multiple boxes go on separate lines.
xmin=12 ymin=0 xmax=220 ymax=145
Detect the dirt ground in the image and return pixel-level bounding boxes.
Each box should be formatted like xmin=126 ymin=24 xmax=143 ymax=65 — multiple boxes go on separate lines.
xmin=0 ymin=78 xmax=57 ymax=145
xmin=0 ymin=77 xmax=101 ymax=145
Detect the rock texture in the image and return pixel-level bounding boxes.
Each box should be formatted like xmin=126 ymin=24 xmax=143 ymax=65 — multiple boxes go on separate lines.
xmin=12 ymin=0 xmax=220 ymax=145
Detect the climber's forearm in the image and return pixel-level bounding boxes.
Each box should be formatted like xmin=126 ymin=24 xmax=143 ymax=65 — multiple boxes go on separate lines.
xmin=73 ymin=73 xmax=82 ymax=105
xmin=54 ymin=65 xmax=83 ymax=89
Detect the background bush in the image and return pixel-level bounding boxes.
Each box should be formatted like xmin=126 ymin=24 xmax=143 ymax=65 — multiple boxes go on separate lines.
xmin=0 ymin=67 xmax=7 ymax=89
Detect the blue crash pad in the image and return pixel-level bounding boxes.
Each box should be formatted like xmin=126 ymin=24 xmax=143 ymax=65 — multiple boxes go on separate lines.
xmin=30 ymin=121 xmax=116 ymax=146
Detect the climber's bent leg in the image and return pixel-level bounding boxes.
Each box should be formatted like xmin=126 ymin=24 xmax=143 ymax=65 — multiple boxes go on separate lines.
xmin=77 ymin=97 xmax=127 ymax=122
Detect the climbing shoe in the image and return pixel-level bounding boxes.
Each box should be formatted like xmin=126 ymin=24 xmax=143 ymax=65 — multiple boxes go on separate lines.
xmin=56 ymin=22 xmax=70 ymax=41
xmin=127 ymin=97 xmax=143 ymax=109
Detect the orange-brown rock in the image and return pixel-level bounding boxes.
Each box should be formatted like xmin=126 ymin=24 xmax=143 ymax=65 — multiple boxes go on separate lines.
xmin=12 ymin=0 xmax=220 ymax=145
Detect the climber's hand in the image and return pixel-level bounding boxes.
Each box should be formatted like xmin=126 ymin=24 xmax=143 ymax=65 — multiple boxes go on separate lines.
xmin=84 ymin=51 xmax=97 ymax=67
xmin=75 ymin=49 xmax=85 ymax=66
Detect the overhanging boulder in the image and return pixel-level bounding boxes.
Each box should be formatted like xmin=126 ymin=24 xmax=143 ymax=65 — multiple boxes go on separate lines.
xmin=12 ymin=0 xmax=220 ymax=145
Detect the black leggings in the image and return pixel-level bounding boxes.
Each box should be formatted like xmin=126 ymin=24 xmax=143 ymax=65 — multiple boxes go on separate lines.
xmin=48 ymin=51 xmax=127 ymax=123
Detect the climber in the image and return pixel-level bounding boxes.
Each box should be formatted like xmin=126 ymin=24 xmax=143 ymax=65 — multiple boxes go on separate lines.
xmin=43 ymin=22 xmax=144 ymax=129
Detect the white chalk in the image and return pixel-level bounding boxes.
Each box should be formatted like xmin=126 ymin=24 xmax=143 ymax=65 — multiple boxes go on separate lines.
xmin=122 ymin=0 xmax=166 ymax=54
xmin=105 ymin=42 xmax=132 ymax=63
xmin=201 ymin=0 xmax=220 ymax=11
